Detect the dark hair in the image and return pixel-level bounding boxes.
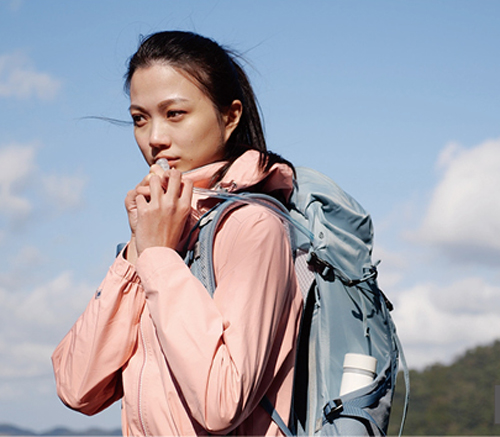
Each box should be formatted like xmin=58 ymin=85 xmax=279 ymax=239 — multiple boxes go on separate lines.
xmin=125 ymin=31 xmax=293 ymax=183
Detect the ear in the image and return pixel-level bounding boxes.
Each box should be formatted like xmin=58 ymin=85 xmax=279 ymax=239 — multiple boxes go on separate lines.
xmin=222 ymin=100 xmax=243 ymax=143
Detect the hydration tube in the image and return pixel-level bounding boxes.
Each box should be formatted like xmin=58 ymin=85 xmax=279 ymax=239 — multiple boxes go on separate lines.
xmin=154 ymin=158 xmax=315 ymax=244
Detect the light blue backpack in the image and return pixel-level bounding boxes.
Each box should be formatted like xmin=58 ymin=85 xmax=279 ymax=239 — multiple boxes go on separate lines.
xmin=183 ymin=166 xmax=409 ymax=436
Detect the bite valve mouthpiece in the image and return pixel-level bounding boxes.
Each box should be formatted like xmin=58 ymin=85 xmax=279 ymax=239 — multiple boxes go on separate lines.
xmin=156 ymin=158 xmax=170 ymax=171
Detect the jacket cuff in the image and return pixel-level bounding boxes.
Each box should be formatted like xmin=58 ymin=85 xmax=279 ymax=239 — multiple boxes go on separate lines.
xmin=135 ymin=247 xmax=185 ymax=286
xmin=109 ymin=247 xmax=140 ymax=283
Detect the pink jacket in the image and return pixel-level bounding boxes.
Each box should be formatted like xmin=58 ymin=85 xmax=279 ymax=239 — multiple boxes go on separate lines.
xmin=52 ymin=151 xmax=303 ymax=436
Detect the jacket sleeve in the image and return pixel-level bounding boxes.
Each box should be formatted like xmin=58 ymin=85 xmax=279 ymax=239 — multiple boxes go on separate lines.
xmin=52 ymin=254 xmax=145 ymax=415
xmin=136 ymin=205 xmax=301 ymax=433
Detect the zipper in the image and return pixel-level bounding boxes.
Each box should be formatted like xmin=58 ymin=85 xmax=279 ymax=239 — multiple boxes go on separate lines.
xmin=138 ymin=319 xmax=148 ymax=436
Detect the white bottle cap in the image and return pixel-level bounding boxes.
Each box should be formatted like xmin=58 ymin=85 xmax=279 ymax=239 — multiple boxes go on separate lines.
xmin=343 ymin=353 xmax=377 ymax=374
xmin=339 ymin=353 xmax=377 ymax=396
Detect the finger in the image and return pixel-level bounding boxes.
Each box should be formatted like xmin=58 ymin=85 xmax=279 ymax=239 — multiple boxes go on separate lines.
xmin=125 ymin=188 xmax=136 ymax=202
xmin=135 ymin=194 xmax=148 ymax=209
xmin=136 ymin=185 xmax=151 ymax=198
xmin=125 ymin=189 xmax=138 ymax=210
xmin=139 ymin=165 xmax=163 ymax=186
xmin=160 ymin=169 xmax=171 ymax=190
xmin=134 ymin=176 xmax=152 ymax=194
xmin=148 ymin=174 xmax=162 ymax=204
xmin=180 ymin=178 xmax=194 ymax=203
xmin=149 ymin=163 xmax=166 ymax=176
xmin=175 ymin=179 xmax=193 ymax=217
xmin=164 ymin=169 xmax=182 ymax=201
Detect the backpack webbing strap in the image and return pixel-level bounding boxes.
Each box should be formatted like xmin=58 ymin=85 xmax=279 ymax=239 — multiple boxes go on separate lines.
xmin=322 ymin=389 xmax=387 ymax=434
xmin=393 ymin=326 xmax=410 ymax=437
xmin=185 ymin=199 xmax=247 ymax=296
xmin=260 ymin=396 xmax=293 ymax=437
xmin=332 ymin=403 xmax=386 ymax=435
xmin=261 ymin=382 xmax=389 ymax=437
xmin=185 ymin=192 xmax=293 ymax=298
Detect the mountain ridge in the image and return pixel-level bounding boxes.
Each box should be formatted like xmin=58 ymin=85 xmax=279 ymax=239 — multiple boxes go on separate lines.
xmin=0 ymin=423 xmax=121 ymax=436
xmin=388 ymin=339 xmax=500 ymax=435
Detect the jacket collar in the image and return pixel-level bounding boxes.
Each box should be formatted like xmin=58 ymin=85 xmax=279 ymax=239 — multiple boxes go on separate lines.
xmin=179 ymin=150 xmax=294 ymax=251
xmin=183 ymin=149 xmax=294 ymax=201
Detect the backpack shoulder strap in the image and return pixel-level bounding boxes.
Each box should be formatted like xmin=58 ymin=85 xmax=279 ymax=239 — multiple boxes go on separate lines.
xmin=184 ymin=192 xmax=294 ymax=297
xmin=184 ymin=198 xmax=245 ymax=297
xmin=261 ymin=395 xmax=294 ymax=436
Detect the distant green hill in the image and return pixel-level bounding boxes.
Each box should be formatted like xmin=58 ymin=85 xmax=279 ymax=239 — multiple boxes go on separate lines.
xmin=0 ymin=424 xmax=121 ymax=436
xmin=388 ymin=340 xmax=500 ymax=435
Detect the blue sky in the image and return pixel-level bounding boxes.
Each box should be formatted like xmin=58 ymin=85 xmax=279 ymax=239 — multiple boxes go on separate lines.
xmin=1 ymin=0 xmax=500 ymax=432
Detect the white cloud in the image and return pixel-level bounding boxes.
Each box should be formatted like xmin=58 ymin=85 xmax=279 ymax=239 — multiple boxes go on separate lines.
xmin=0 ymin=342 xmax=54 ymax=379
xmin=372 ymin=245 xmax=408 ymax=289
xmin=0 ymin=271 xmax=94 ymax=379
xmin=42 ymin=174 xmax=87 ymax=212
xmin=392 ymin=277 xmax=500 ymax=369
xmin=0 ymin=245 xmax=45 ymax=292
xmin=0 ymin=143 xmax=37 ymax=221
xmin=12 ymin=245 xmax=44 ymax=269
xmin=14 ymin=271 xmax=91 ymax=328
xmin=0 ymin=143 xmax=87 ymax=227
xmin=413 ymin=138 xmax=500 ymax=265
xmin=0 ymin=52 xmax=61 ymax=100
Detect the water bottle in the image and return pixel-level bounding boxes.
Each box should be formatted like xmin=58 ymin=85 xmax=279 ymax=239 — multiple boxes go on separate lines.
xmin=339 ymin=353 xmax=377 ymax=396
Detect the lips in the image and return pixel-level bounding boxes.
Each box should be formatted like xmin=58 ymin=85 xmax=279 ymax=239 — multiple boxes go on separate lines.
xmin=155 ymin=157 xmax=179 ymax=168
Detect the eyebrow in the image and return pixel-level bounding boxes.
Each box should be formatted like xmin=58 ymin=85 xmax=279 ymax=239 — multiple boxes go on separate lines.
xmin=129 ymin=98 xmax=190 ymax=112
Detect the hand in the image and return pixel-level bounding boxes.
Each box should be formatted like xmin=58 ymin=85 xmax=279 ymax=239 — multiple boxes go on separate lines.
xmin=134 ymin=169 xmax=194 ymax=256
xmin=124 ymin=164 xmax=171 ymax=264
xmin=124 ymin=164 xmax=165 ymax=237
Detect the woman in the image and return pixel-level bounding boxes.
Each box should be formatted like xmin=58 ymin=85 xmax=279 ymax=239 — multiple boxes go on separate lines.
xmin=52 ymin=31 xmax=302 ymax=436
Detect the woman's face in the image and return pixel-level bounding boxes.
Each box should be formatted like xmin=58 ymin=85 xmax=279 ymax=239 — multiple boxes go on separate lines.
xmin=129 ymin=64 xmax=241 ymax=173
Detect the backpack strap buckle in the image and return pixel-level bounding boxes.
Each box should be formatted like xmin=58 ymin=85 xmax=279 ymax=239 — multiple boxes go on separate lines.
xmin=323 ymin=398 xmax=344 ymax=422
xmin=306 ymin=252 xmax=335 ymax=281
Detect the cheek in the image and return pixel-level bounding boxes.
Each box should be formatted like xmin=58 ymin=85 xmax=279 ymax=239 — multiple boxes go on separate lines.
xmin=183 ymin=120 xmax=218 ymax=153
xmin=135 ymin=131 xmax=150 ymax=157
xmin=201 ymin=120 xmax=226 ymax=150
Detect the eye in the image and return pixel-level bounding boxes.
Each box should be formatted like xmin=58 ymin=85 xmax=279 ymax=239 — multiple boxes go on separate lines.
xmin=131 ymin=113 xmax=146 ymax=127
xmin=166 ymin=110 xmax=186 ymax=120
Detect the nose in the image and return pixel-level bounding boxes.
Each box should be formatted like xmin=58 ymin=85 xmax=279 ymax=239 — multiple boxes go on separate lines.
xmin=149 ymin=119 xmax=171 ymax=150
